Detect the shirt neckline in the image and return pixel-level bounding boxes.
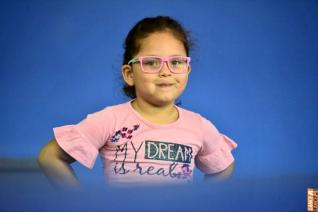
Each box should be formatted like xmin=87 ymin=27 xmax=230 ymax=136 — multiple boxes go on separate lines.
xmin=127 ymin=99 xmax=182 ymax=129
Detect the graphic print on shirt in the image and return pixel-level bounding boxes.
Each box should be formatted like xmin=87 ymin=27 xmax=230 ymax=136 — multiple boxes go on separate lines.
xmin=111 ymin=124 xmax=140 ymax=143
xmin=145 ymin=141 xmax=192 ymax=163
xmin=113 ymin=139 xmax=193 ymax=180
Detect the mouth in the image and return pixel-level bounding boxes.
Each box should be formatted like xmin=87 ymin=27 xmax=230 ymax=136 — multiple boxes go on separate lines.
xmin=156 ymin=83 xmax=175 ymax=88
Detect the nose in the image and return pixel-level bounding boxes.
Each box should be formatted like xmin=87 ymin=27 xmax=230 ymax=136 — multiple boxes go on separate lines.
xmin=159 ymin=61 xmax=172 ymax=76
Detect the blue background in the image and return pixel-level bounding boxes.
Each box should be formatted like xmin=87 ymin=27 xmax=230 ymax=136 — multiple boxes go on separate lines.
xmin=0 ymin=0 xmax=317 ymax=211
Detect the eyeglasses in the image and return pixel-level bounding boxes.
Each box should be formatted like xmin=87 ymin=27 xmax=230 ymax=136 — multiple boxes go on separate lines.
xmin=128 ymin=56 xmax=191 ymax=74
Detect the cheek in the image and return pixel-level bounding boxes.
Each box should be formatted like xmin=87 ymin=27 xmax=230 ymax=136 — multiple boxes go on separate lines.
xmin=135 ymin=74 xmax=155 ymax=87
xmin=177 ymin=75 xmax=189 ymax=86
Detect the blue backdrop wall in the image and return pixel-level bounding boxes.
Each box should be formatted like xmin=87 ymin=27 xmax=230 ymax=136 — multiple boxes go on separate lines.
xmin=0 ymin=0 xmax=317 ymax=210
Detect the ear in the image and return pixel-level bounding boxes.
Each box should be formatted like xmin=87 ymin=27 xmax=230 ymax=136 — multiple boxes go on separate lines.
xmin=187 ymin=64 xmax=192 ymax=74
xmin=121 ymin=65 xmax=135 ymax=86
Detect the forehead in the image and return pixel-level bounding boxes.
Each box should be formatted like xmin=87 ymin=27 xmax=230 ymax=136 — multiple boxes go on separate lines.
xmin=137 ymin=32 xmax=186 ymax=56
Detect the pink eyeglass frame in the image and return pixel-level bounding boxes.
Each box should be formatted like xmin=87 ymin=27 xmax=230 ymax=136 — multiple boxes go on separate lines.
xmin=128 ymin=56 xmax=191 ymax=74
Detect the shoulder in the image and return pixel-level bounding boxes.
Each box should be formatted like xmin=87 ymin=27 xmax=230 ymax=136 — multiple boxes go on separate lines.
xmin=178 ymin=106 xmax=212 ymax=126
xmin=178 ymin=106 xmax=219 ymax=134
xmin=178 ymin=106 xmax=201 ymax=119
xmin=96 ymin=101 xmax=131 ymax=114
xmin=107 ymin=101 xmax=133 ymax=117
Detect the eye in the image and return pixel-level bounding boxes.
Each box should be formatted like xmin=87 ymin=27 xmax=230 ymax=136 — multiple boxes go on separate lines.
xmin=142 ymin=58 xmax=161 ymax=67
xmin=170 ymin=58 xmax=187 ymax=66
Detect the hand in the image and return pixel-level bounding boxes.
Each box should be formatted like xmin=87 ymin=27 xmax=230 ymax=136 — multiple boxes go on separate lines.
xmin=204 ymin=163 xmax=234 ymax=183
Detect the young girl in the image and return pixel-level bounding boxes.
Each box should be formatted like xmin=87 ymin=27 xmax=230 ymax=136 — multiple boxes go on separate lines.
xmin=37 ymin=16 xmax=237 ymax=187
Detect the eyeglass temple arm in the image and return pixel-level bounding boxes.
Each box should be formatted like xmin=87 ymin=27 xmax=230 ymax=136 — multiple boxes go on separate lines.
xmin=128 ymin=58 xmax=139 ymax=65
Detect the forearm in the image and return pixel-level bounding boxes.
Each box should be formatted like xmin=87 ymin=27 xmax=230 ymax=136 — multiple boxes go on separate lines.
xmin=37 ymin=156 xmax=80 ymax=188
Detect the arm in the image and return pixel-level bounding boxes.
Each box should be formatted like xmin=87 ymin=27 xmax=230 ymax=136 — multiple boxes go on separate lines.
xmin=37 ymin=139 xmax=80 ymax=189
xmin=204 ymin=163 xmax=234 ymax=183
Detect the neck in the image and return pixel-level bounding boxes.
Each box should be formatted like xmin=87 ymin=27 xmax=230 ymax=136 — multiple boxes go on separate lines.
xmin=131 ymin=99 xmax=178 ymax=124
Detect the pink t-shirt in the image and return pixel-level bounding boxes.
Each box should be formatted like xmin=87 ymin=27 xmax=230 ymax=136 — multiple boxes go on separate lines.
xmin=53 ymin=101 xmax=237 ymax=185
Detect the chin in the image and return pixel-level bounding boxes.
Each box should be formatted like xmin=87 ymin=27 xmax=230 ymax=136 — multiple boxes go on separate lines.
xmin=153 ymin=96 xmax=178 ymax=106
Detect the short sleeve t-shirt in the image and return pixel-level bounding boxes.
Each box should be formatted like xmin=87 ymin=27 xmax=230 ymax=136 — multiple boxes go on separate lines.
xmin=53 ymin=101 xmax=237 ymax=185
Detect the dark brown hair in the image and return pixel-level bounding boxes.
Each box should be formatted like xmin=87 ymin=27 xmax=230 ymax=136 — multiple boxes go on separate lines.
xmin=122 ymin=16 xmax=193 ymax=99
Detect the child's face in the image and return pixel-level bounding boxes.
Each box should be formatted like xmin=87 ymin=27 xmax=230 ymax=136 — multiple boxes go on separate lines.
xmin=123 ymin=32 xmax=190 ymax=106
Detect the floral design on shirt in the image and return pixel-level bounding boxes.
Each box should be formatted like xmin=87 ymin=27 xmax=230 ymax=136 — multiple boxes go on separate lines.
xmin=111 ymin=124 xmax=140 ymax=143
xmin=181 ymin=164 xmax=192 ymax=179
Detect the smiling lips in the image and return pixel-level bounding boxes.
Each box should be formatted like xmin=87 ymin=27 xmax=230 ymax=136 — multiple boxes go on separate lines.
xmin=156 ymin=83 xmax=175 ymax=88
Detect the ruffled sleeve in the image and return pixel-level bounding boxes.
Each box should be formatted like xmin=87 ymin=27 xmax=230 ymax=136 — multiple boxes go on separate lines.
xmin=195 ymin=117 xmax=237 ymax=174
xmin=53 ymin=107 xmax=113 ymax=169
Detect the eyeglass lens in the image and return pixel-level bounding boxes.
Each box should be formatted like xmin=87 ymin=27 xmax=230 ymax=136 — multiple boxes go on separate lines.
xmin=141 ymin=57 xmax=188 ymax=73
